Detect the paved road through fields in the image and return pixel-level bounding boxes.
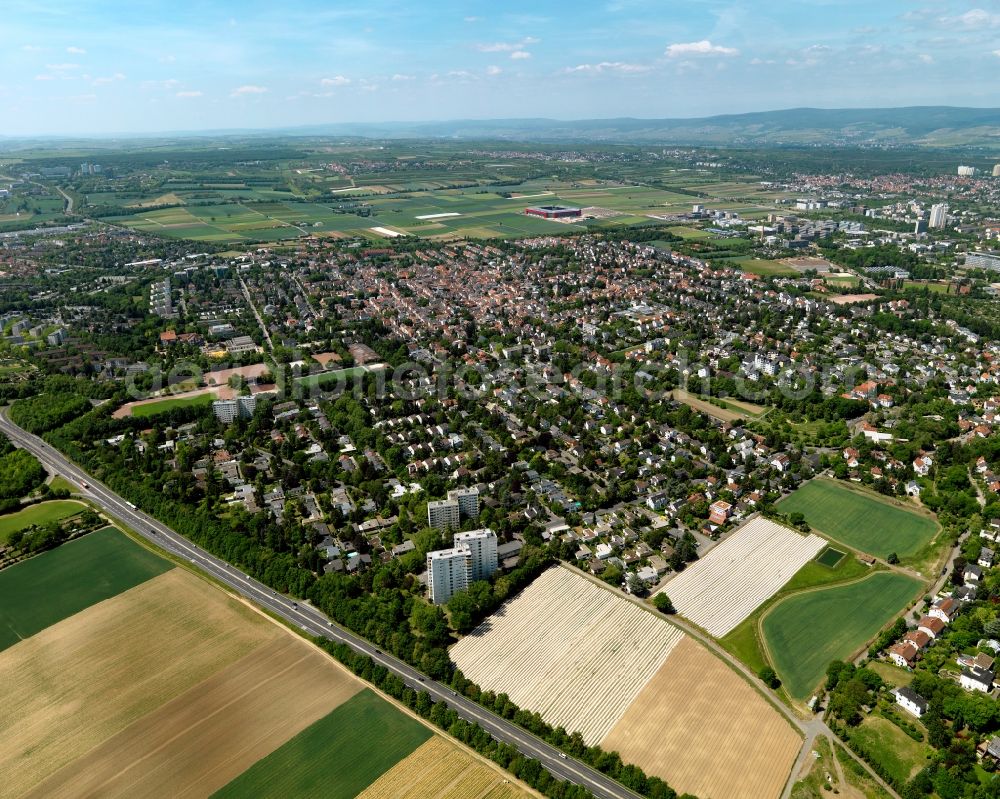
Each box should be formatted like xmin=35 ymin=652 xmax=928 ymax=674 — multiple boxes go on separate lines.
xmin=0 ymin=411 xmax=641 ymax=799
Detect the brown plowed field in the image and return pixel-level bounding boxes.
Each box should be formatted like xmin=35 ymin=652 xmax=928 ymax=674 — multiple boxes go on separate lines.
xmin=0 ymin=569 xmax=277 ymax=797
xmin=601 ymin=636 xmax=801 ymax=799
xmin=25 ymin=635 xmax=361 ymax=799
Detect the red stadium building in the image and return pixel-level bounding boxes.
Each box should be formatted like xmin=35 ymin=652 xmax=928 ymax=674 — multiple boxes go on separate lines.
xmin=525 ymin=205 xmax=582 ymax=219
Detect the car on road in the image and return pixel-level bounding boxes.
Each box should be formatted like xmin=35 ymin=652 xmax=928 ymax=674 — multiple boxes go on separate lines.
xmin=417 ymin=676 xmax=424 ymax=681
xmin=559 ymin=753 xmax=567 ymax=759
xmin=451 ymin=690 xmax=458 ymax=696
xmin=292 ymin=602 xmax=298 ymax=608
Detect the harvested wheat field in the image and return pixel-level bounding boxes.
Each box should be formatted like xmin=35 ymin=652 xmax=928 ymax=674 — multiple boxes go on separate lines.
xmin=0 ymin=568 xmax=279 ymax=797
xmin=357 ymin=736 xmax=534 ymax=799
xmin=450 ymin=566 xmax=684 ymax=743
xmin=26 ymin=635 xmax=362 ymax=799
xmin=601 ymin=636 xmax=800 ymax=799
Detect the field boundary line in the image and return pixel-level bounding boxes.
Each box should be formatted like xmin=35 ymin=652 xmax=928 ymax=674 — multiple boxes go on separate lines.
xmin=560 ymin=562 xmax=805 ymax=736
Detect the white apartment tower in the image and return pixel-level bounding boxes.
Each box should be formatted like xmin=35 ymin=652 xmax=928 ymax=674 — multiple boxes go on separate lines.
xmin=427 ymin=499 xmax=461 ymax=531
xmin=928 ymin=203 xmax=949 ymax=229
xmin=453 ymin=528 xmax=498 ymax=582
xmin=427 ymin=528 xmax=498 ymax=604
xmin=448 ymin=487 xmax=480 ymax=520
xmin=427 ymin=547 xmax=473 ymax=605
xmin=426 ymin=486 xmax=480 ymax=530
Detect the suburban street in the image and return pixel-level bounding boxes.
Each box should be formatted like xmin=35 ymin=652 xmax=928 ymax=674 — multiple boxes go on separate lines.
xmin=0 ymin=411 xmax=641 ymax=799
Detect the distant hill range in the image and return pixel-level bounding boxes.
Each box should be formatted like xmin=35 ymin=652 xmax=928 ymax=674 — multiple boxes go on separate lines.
xmin=291 ymin=107 xmax=1000 ymax=147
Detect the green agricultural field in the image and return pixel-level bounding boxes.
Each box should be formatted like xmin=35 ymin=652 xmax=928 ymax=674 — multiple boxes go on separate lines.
xmin=721 ymin=551 xmax=870 ymax=676
xmin=777 ymin=479 xmax=938 ymax=559
xmin=727 ymin=257 xmax=799 ymax=277
xmin=130 ymin=393 xmax=215 ymax=418
xmin=0 ymin=527 xmax=171 ymax=651
xmin=762 ymin=571 xmax=922 ymax=699
xmin=0 ymin=500 xmax=85 ymax=543
xmin=212 ymin=689 xmax=432 ymax=799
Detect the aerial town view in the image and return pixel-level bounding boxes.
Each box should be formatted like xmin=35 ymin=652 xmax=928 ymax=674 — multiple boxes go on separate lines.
xmin=4 ymin=2 xmax=1000 ymax=799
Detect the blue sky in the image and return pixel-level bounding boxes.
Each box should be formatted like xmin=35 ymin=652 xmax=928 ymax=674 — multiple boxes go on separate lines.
xmin=2 ymin=0 xmax=999 ymax=135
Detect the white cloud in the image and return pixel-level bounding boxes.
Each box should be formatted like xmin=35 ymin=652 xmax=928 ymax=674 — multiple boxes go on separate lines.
xmin=176 ymin=90 xmax=202 ymax=98
xmin=320 ymin=75 xmax=351 ymax=86
xmin=22 ymin=44 xmax=42 ymax=52
xmin=918 ymin=54 xmax=934 ymax=63
xmin=562 ymin=61 xmax=650 ymax=74
xmin=231 ymin=84 xmax=267 ymax=96
xmin=66 ymin=46 xmax=86 ymax=54
xmin=665 ymin=40 xmax=738 ymax=58
xmin=46 ymin=62 xmax=80 ymax=71
xmin=477 ymin=36 xmax=539 ymax=53
xmin=486 ymin=65 xmax=502 ymax=75
xmin=993 ymin=49 xmax=1000 ymax=57
xmin=34 ymin=74 xmax=55 ymax=81
xmin=391 ymin=73 xmax=414 ymax=81
xmin=510 ymin=50 xmax=531 ymax=60
xmin=92 ymin=72 xmax=125 ymax=85
xmin=938 ymin=8 xmax=1000 ymax=28
xmin=464 ymin=16 xmax=480 ymax=23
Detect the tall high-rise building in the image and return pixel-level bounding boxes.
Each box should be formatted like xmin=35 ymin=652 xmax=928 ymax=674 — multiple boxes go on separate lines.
xmin=212 ymin=395 xmax=257 ymax=424
xmin=993 ymin=164 xmax=1000 ymax=178
xmin=427 ymin=499 xmax=461 ymax=531
xmin=448 ymin=487 xmax=480 ymax=520
xmin=929 ymin=203 xmax=949 ymax=229
xmin=427 ymin=528 xmax=498 ymax=604
xmin=427 ymin=547 xmax=472 ymax=605
xmin=958 ymin=165 xmax=977 ymax=177
xmin=914 ymin=215 xmax=928 ymax=235
xmin=427 ymin=486 xmax=480 ymax=530
xmin=453 ymin=528 xmax=498 ymax=582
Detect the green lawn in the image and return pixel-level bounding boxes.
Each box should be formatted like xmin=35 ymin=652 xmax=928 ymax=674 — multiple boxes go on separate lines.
xmin=48 ymin=475 xmax=76 ymax=494
xmin=0 ymin=526 xmax=171 ymax=651
xmin=762 ymin=571 xmax=922 ymax=699
xmin=0 ymin=499 xmax=85 ymax=543
xmin=777 ymin=479 xmax=938 ymax=559
xmin=130 ymin=393 xmax=215 ymax=418
xmin=848 ymin=716 xmax=932 ymax=785
xmin=212 ymin=689 xmax=432 ymax=799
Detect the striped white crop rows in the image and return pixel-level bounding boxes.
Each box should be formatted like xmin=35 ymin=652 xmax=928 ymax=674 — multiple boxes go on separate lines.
xmin=657 ymin=517 xmax=825 ymax=637
xmin=450 ymin=566 xmax=685 ymax=744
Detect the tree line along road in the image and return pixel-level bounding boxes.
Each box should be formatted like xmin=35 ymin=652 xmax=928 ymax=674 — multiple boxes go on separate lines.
xmin=0 ymin=410 xmax=642 ymax=799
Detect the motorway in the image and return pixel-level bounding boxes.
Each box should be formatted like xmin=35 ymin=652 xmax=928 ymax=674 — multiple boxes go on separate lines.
xmin=0 ymin=411 xmax=640 ymax=799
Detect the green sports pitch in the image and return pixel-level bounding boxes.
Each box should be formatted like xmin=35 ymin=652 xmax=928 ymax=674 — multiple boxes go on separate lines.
xmin=762 ymin=571 xmax=922 ymax=699
xmin=0 ymin=527 xmax=171 ymax=651
xmin=212 ymin=689 xmax=432 ymax=799
xmin=777 ymin=479 xmax=938 ymax=559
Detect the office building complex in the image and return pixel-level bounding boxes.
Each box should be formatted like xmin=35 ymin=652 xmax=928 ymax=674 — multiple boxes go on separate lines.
xmin=958 ymin=165 xmax=977 ymax=177
xmin=427 ymin=528 xmax=498 ymax=604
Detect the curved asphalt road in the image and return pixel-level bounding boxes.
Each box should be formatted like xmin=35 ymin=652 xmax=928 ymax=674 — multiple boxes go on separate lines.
xmin=0 ymin=411 xmax=640 ymax=799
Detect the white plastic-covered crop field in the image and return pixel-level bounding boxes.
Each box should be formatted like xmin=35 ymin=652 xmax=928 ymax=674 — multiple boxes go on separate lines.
xmin=450 ymin=566 xmax=684 ymax=744
xmin=657 ymin=516 xmax=825 ymax=637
